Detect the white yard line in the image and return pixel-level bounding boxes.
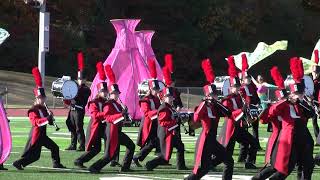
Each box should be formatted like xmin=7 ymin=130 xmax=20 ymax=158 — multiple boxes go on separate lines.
xmin=117 ymin=174 xmax=181 ymax=180
xmin=4 ymin=163 xmax=89 ymax=173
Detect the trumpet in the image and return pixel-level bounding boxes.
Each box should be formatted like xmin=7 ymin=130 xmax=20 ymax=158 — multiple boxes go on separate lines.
xmin=43 ymin=103 xmax=60 ymax=131
xmin=119 ymin=99 xmax=133 ymax=122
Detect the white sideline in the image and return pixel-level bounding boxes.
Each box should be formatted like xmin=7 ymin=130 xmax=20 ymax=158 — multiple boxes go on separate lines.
xmin=4 ymin=163 xmax=89 ymax=173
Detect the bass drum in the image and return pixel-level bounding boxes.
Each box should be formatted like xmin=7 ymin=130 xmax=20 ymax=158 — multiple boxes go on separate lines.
xmin=284 ymin=75 xmax=314 ymax=96
xmin=51 ymin=78 xmax=78 ymax=100
xmin=137 ymin=80 xmax=166 ymax=99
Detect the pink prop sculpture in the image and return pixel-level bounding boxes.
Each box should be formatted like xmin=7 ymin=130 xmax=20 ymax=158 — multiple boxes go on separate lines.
xmin=0 ymin=98 xmax=11 ymax=164
xmin=136 ymin=30 xmax=163 ymax=81
xmin=89 ymin=19 xmax=163 ymax=119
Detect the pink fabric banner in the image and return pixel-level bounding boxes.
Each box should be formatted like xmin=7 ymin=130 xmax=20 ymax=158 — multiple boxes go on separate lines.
xmin=89 ymin=19 xmax=163 ymax=119
xmin=0 ymin=99 xmax=11 ymax=164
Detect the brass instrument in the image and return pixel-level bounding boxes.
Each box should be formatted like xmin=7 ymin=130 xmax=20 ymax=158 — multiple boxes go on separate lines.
xmin=239 ymin=93 xmax=263 ymax=128
xmin=118 ymin=99 xmax=133 ymax=122
xmin=172 ymin=108 xmax=197 ymax=136
xmin=304 ymin=95 xmax=320 ymax=116
xmin=43 ymin=103 xmax=60 ymax=131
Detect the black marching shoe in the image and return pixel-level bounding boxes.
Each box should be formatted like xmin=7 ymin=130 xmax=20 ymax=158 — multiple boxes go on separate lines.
xmin=74 ymin=160 xmax=86 ymax=168
xmin=184 ymin=173 xmax=198 ymax=180
xmin=132 ymin=157 xmax=142 ymax=167
xmin=88 ymin=166 xmax=100 ymax=174
xmin=12 ymin=161 xmax=24 ymax=170
xmin=145 ymin=162 xmax=153 ymax=171
xmin=110 ymin=161 xmax=122 ymax=167
xmin=65 ymin=145 xmax=76 ymax=151
xmin=177 ymin=165 xmax=189 ymax=170
xmin=245 ymin=162 xmax=257 ymax=169
xmin=0 ymin=164 xmax=8 ymax=170
xmin=119 ymin=166 xmax=134 ymax=173
xmin=53 ymin=163 xmax=66 ymax=169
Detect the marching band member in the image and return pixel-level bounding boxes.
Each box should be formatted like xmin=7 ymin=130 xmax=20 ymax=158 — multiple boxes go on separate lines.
xmin=65 ymin=51 xmax=91 ymax=151
xmin=253 ymin=58 xmax=315 ymax=180
xmin=218 ymin=56 xmax=259 ymax=169
xmin=252 ymin=66 xmax=287 ymax=180
xmin=185 ymin=59 xmax=234 ymax=180
xmin=133 ymin=59 xmax=161 ymax=167
xmin=89 ymin=65 xmax=135 ymax=173
xmin=13 ymin=67 xmax=65 ymax=170
xmin=164 ymin=53 xmax=183 ymax=111
xmin=74 ymin=62 xmax=107 ymax=168
xmin=145 ymin=81 xmax=187 ymax=171
xmin=238 ymin=54 xmax=261 ymax=163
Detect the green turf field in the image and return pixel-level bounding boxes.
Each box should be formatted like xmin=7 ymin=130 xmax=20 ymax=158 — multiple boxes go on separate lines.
xmin=0 ymin=117 xmax=319 ymax=180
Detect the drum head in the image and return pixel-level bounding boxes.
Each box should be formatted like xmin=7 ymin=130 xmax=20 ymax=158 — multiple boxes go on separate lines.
xmin=222 ymin=79 xmax=230 ymax=96
xmin=61 ymin=80 xmax=78 ymax=100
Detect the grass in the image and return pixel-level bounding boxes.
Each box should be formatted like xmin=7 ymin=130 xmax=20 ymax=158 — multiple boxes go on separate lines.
xmin=0 ymin=116 xmax=319 ymax=180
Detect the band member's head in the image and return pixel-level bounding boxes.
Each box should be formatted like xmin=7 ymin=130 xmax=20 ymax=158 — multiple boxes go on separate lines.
xmin=289 ymin=57 xmax=305 ymax=97
xmin=34 ymin=87 xmax=46 ymax=105
xmin=97 ymin=82 xmax=108 ymax=98
xmin=32 ymin=67 xmax=46 ymax=104
xmin=96 ymin=61 xmax=108 ymax=98
xmin=201 ymin=58 xmax=218 ymax=99
xmin=227 ymin=55 xmax=241 ymax=94
xmin=148 ymin=58 xmax=160 ymax=95
xmin=162 ymin=87 xmax=174 ymax=104
xmin=77 ymin=51 xmax=85 ymax=83
xmin=270 ymin=66 xmax=288 ymax=100
xmin=105 ymin=64 xmax=121 ymax=100
xmin=288 ymin=92 xmax=304 ymax=104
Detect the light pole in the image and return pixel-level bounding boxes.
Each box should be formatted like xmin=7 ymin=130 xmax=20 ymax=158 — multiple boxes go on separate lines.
xmin=24 ymin=0 xmax=50 ymax=84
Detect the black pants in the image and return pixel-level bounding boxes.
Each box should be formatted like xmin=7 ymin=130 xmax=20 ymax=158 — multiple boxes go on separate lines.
xmin=227 ymin=127 xmax=259 ymax=164
xmin=66 ymin=109 xmax=85 ymax=148
xmin=312 ymin=114 xmax=319 ymax=138
xmin=134 ymin=122 xmax=160 ymax=161
xmin=15 ymin=136 xmax=61 ymax=167
xmin=239 ymin=121 xmax=261 ymax=162
xmin=146 ymin=133 xmax=186 ymax=170
xmin=89 ymin=132 xmax=135 ymax=171
xmin=188 ymin=133 xmax=233 ymax=180
xmin=76 ymin=138 xmax=102 ymax=164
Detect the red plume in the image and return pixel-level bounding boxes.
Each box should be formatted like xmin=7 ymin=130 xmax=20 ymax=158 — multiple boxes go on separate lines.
xmin=270 ymin=66 xmax=285 ymax=89
xmin=314 ymin=50 xmax=319 ymax=64
xmin=77 ymin=52 xmax=84 ymax=71
xmin=148 ymin=58 xmax=157 ymax=79
xmin=241 ymin=53 xmax=249 ymax=72
xmin=105 ymin=65 xmax=116 ymax=84
xmin=290 ymin=57 xmax=304 ymax=82
xmin=96 ymin=62 xmax=106 ymax=81
xmin=162 ymin=66 xmax=172 ymax=86
xmin=164 ymin=54 xmax=174 ymax=73
xmin=227 ymin=56 xmax=238 ymax=78
xmin=32 ymin=67 xmax=43 ymax=87
xmin=201 ymin=58 xmax=215 ymax=83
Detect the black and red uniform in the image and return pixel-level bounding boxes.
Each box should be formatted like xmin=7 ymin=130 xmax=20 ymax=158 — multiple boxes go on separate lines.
xmin=89 ymin=99 xmax=135 ymax=172
xmin=253 ymin=99 xmax=314 ymax=179
xmin=13 ymin=105 xmax=62 ymax=168
xmin=145 ymin=102 xmax=186 ymax=170
xmin=74 ymin=97 xmax=106 ymax=165
xmin=172 ymin=87 xmax=183 ymax=109
xmin=66 ymin=83 xmax=91 ymax=150
xmin=218 ymin=93 xmax=259 ymax=166
xmin=239 ymin=82 xmax=261 ymax=161
xmin=134 ymin=94 xmax=161 ymax=161
xmin=186 ymin=100 xmax=234 ymax=180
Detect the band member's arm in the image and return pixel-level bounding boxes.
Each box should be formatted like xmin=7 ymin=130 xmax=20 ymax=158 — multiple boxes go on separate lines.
xmin=103 ymin=104 xmax=124 ymax=124
xmin=28 ymin=112 xmax=49 ymax=127
xmin=158 ymin=108 xmax=177 ymax=129
xmin=140 ymin=101 xmax=158 ymax=120
xmin=222 ymin=99 xmax=244 ymax=121
xmin=89 ymin=102 xmax=105 ymax=120
xmin=193 ymin=101 xmax=206 ymax=122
